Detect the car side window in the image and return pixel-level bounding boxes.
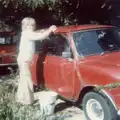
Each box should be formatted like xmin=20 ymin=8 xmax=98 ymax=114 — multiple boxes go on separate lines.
xmin=6 ymin=36 xmax=12 ymax=44
xmin=35 ymin=41 xmax=43 ymax=52
xmin=34 ymin=37 xmax=51 ymax=53
xmin=0 ymin=37 xmax=12 ymax=45
xmin=13 ymin=35 xmax=19 ymax=44
xmin=47 ymin=35 xmax=71 ymax=57
xmin=0 ymin=37 xmax=5 ymax=44
xmin=73 ymin=31 xmax=104 ymax=56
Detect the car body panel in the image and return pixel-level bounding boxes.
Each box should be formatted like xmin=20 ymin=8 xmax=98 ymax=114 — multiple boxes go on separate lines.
xmin=104 ymin=88 xmax=120 ymax=109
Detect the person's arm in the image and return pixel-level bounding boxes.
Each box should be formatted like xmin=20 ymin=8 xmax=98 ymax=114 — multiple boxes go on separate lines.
xmin=29 ymin=25 xmax=57 ymax=41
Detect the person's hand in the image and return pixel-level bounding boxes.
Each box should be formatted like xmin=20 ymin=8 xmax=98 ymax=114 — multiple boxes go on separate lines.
xmin=49 ymin=25 xmax=57 ymax=33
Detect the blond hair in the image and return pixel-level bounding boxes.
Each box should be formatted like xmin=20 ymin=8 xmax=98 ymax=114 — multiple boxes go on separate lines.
xmin=21 ymin=17 xmax=36 ymax=31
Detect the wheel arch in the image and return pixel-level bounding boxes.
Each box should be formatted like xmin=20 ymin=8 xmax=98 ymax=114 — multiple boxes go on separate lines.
xmin=77 ymin=85 xmax=117 ymax=110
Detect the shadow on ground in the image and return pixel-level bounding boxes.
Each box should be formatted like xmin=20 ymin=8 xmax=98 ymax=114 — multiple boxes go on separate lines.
xmin=54 ymin=101 xmax=86 ymax=120
xmin=55 ymin=101 xmax=73 ymax=113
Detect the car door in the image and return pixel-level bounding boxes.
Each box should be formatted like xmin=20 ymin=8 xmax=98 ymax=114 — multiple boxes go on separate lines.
xmin=43 ymin=34 xmax=75 ymax=99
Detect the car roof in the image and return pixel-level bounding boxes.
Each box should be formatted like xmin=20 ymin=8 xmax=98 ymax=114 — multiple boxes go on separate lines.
xmin=56 ymin=24 xmax=114 ymax=33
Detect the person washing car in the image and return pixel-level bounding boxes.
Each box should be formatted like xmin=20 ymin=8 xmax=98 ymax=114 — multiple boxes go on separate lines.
xmin=16 ymin=17 xmax=57 ymax=105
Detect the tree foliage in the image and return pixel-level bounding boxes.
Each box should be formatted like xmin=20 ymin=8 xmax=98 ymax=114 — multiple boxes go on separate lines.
xmin=0 ymin=0 xmax=113 ymax=27
xmin=0 ymin=0 xmax=57 ymax=9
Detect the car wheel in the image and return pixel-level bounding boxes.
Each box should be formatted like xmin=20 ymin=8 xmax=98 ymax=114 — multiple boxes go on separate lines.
xmin=82 ymin=92 xmax=117 ymax=120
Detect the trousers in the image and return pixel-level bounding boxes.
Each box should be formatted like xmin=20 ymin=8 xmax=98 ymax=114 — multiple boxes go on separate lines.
xmin=16 ymin=59 xmax=34 ymax=105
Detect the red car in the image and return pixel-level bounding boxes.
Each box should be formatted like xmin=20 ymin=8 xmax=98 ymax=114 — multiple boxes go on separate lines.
xmin=0 ymin=31 xmax=18 ymax=74
xmin=31 ymin=25 xmax=120 ymax=120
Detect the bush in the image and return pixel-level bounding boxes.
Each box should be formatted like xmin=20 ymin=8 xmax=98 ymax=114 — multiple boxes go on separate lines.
xmin=0 ymin=77 xmax=48 ymax=120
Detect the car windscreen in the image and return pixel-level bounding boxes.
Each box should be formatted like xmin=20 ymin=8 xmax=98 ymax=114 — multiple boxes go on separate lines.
xmin=73 ymin=28 xmax=120 ymax=57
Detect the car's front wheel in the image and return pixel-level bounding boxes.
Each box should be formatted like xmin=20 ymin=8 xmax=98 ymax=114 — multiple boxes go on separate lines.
xmin=82 ymin=92 xmax=117 ymax=120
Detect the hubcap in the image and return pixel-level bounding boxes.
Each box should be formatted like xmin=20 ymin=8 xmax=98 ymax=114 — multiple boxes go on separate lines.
xmin=86 ymin=99 xmax=104 ymax=120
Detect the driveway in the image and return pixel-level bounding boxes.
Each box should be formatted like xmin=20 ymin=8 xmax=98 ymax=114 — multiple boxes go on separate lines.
xmin=55 ymin=99 xmax=86 ymax=120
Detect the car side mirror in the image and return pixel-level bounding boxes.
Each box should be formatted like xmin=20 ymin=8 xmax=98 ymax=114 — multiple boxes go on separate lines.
xmin=62 ymin=52 xmax=71 ymax=58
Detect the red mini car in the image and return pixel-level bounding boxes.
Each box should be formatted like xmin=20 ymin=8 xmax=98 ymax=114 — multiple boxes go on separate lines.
xmin=31 ymin=25 xmax=120 ymax=120
xmin=0 ymin=31 xmax=18 ymax=74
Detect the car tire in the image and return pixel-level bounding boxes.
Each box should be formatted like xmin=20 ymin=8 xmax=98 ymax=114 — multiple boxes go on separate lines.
xmin=82 ymin=92 xmax=117 ymax=120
